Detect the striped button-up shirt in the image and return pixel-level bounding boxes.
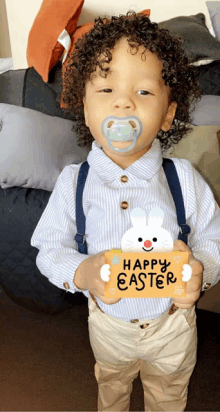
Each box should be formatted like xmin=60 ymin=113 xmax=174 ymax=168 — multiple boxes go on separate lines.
xmin=30 ymin=139 xmax=220 ymax=322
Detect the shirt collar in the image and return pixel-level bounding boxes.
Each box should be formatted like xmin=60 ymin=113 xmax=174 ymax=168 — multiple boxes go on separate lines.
xmin=87 ymin=138 xmax=163 ymax=183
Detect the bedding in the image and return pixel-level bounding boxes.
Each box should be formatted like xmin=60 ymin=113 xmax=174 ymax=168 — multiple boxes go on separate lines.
xmin=206 ymin=0 xmax=220 ymax=40
xmin=191 ymin=94 xmax=220 ymax=125
xmin=0 ymin=4 xmax=220 ymax=314
xmin=158 ymin=13 xmax=220 ymax=63
xmin=0 ymin=103 xmax=90 ymax=191
xmin=26 ymin=0 xmax=85 ymax=83
xmin=194 ymin=60 xmax=220 ymax=95
xmin=0 ymin=185 xmax=87 ymax=314
xmin=0 ymin=61 xmax=75 ymax=119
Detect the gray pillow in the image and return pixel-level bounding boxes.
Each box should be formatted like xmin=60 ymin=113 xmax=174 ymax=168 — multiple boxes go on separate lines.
xmin=0 ymin=103 xmax=90 ymax=191
xmin=206 ymin=1 xmax=220 ymax=41
xmin=191 ymin=95 xmax=220 ymax=126
xmin=158 ymin=13 xmax=220 ymax=63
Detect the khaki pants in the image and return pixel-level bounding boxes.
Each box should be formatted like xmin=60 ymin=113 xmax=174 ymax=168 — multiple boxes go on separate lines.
xmin=88 ymin=297 xmax=197 ymax=412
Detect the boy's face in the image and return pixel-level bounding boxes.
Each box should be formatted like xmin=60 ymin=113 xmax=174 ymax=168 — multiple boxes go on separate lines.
xmin=83 ymin=37 xmax=177 ymax=168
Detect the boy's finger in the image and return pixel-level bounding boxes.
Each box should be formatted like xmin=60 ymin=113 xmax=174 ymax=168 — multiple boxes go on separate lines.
xmin=173 ymin=240 xmax=194 ymax=261
xmin=173 ymin=239 xmax=190 ymax=252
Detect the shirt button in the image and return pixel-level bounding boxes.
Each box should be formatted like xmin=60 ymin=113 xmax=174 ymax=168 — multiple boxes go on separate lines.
xmin=203 ymin=282 xmax=211 ymax=290
xmin=121 ymin=201 xmax=129 ymax=210
xmin=169 ymin=303 xmax=179 ymax=315
xmin=121 ymin=175 xmax=128 ymax=183
xmin=130 ymin=319 xmax=139 ymax=323
xmin=63 ymin=282 xmax=70 ymax=290
xmin=140 ymin=323 xmax=149 ymax=329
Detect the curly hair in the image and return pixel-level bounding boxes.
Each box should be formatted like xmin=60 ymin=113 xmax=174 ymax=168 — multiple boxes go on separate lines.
xmin=61 ymin=11 xmax=203 ymax=154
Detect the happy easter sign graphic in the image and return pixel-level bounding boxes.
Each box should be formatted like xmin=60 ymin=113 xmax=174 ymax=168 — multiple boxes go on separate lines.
xmin=100 ymin=207 xmax=192 ymax=298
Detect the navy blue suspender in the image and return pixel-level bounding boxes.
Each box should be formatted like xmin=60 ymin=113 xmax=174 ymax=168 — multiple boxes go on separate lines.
xmin=74 ymin=158 xmax=191 ymax=255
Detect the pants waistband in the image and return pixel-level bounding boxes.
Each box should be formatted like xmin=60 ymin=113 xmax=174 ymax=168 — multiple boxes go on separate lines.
xmin=89 ymin=292 xmax=179 ymax=329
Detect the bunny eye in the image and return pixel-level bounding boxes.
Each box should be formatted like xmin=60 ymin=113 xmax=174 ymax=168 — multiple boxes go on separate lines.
xmin=153 ymin=237 xmax=157 ymax=242
xmin=138 ymin=237 xmax=143 ymax=242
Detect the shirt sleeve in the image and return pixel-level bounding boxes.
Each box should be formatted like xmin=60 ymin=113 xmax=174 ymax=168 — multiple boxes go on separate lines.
xmin=184 ymin=161 xmax=220 ymax=292
xmin=30 ymin=165 xmax=89 ymax=294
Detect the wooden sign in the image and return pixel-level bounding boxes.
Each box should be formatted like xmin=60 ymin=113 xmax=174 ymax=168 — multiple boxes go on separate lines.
xmin=104 ymin=250 xmax=189 ymax=298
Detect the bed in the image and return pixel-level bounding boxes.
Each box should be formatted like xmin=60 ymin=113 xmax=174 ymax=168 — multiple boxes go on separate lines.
xmin=0 ymin=0 xmax=220 ymax=314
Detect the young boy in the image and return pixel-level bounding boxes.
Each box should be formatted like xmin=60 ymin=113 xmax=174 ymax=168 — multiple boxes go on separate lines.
xmin=31 ymin=12 xmax=220 ymax=411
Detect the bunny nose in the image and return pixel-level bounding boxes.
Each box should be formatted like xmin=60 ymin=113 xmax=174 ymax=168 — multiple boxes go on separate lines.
xmin=144 ymin=240 xmax=152 ymax=248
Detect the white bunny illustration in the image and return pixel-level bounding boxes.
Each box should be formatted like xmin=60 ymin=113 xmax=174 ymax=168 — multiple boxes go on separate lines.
xmin=100 ymin=207 xmax=192 ymax=283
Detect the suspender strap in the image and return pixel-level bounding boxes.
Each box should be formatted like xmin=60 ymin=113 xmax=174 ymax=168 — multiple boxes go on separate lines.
xmin=74 ymin=158 xmax=191 ymax=254
xmin=74 ymin=161 xmax=89 ymax=255
xmin=162 ymin=158 xmax=191 ymax=244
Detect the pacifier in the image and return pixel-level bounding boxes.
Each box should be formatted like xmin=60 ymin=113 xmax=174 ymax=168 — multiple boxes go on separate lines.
xmin=101 ymin=115 xmax=143 ymax=152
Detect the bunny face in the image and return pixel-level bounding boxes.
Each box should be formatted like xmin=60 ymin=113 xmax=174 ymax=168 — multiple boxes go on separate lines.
xmin=121 ymin=207 xmax=174 ymax=253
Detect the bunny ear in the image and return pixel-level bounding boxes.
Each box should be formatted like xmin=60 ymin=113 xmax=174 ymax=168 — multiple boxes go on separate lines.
xmin=148 ymin=207 xmax=164 ymax=228
xmin=130 ymin=208 xmax=146 ymax=228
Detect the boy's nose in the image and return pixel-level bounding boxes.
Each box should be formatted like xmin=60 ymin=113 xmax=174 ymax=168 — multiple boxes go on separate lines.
xmin=113 ymin=94 xmax=135 ymax=110
xmin=144 ymin=240 xmax=152 ymax=248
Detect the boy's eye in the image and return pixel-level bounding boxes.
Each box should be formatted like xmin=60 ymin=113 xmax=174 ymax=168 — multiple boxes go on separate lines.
xmin=137 ymin=90 xmax=150 ymax=95
xmin=101 ymin=89 xmax=112 ymax=93
xmin=99 ymin=89 xmax=150 ymax=95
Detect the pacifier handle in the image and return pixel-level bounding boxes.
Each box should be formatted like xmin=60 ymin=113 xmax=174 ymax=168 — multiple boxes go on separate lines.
xmin=101 ymin=115 xmax=143 ymax=153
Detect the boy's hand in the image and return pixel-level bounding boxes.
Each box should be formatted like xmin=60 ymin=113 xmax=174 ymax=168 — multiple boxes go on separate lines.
xmin=172 ymin=240 xmax=204 ymax=309
xmin=74 ymin=250 xmax=121 ymax=305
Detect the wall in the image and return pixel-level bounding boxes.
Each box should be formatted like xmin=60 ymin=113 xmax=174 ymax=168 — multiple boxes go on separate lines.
xmin=5 ymin=0 xmax=42 ymax=67
xmin=4 ymin=0 xmax=216 ymax=69
xmin=0 ymin=0 xmax=11 ymax=57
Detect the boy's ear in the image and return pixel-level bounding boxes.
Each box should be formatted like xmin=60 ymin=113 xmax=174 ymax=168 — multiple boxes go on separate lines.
xmin=161 ymin=101 xmax=178 ymax=132
xmin=83 ymin=97 xmax=88 ymax=127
